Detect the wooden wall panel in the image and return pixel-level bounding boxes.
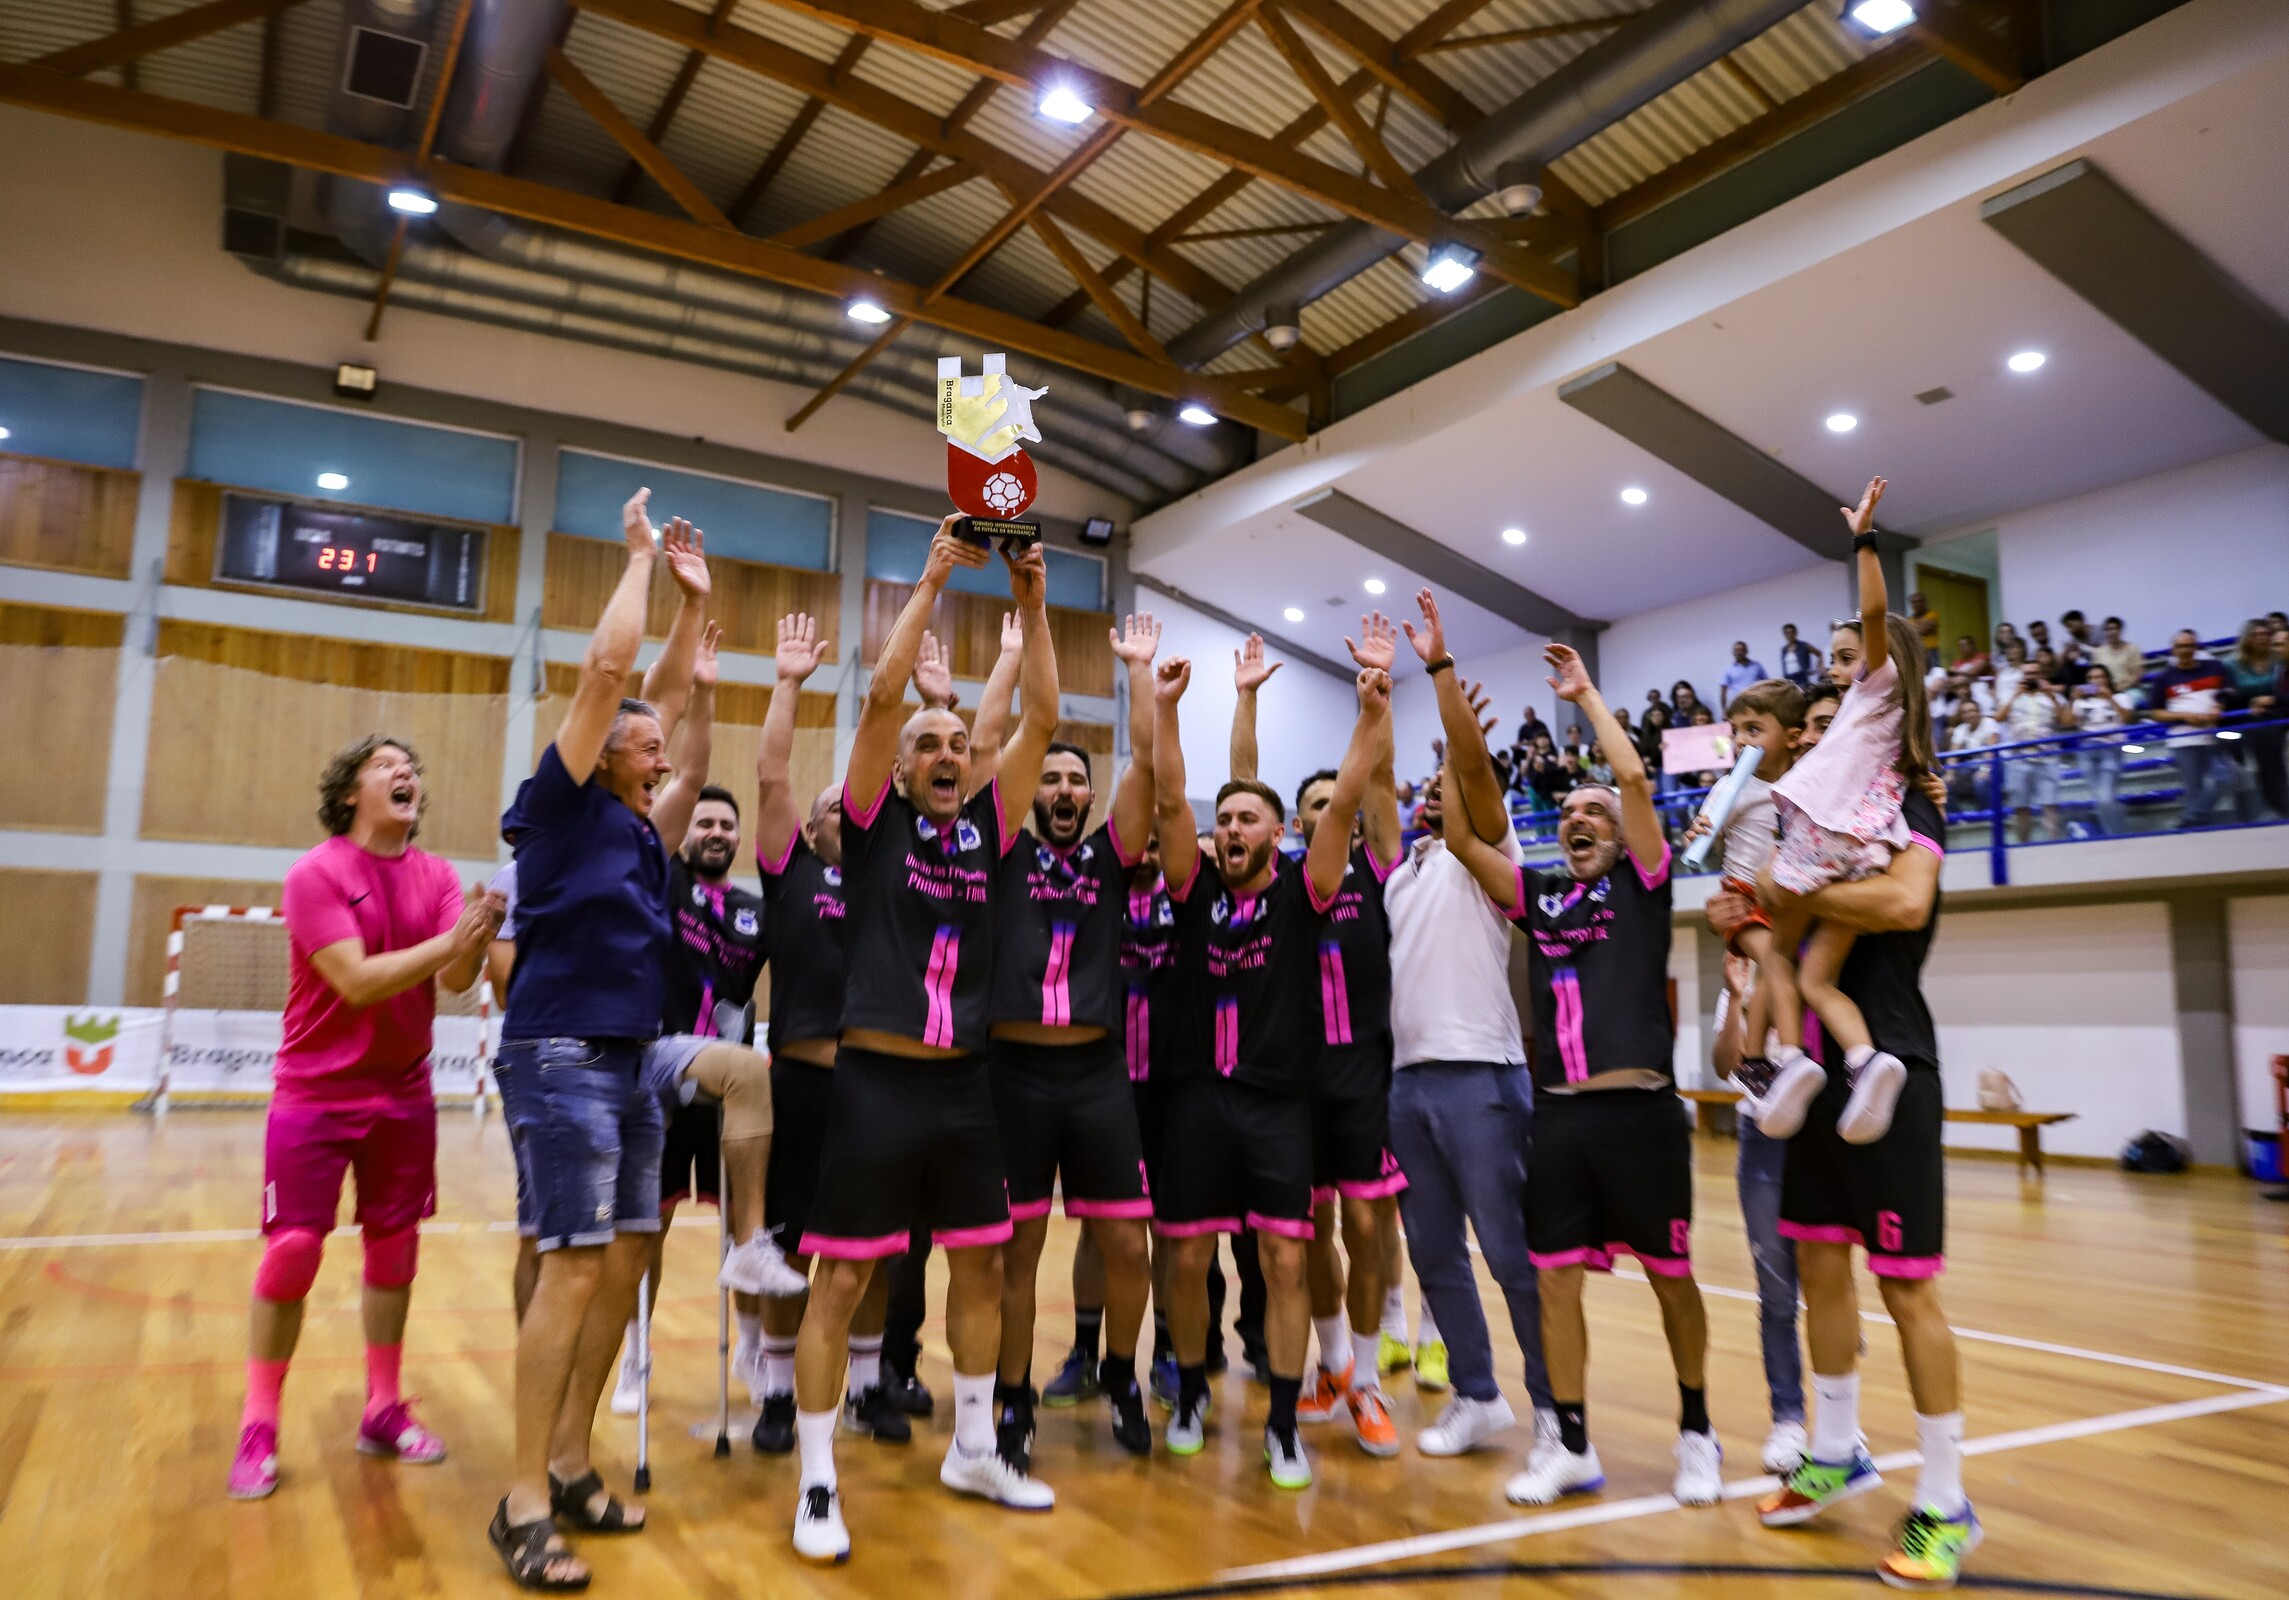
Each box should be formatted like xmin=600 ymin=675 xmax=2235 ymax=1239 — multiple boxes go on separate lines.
xmin=0 ymin=452 xmax=138 ymax=579
xmin=168 ymin=480 xmax=521 ymax=624
xmin=0 ymin=869 xmax=98 ymax=1004
xmin=144 ymin=622 xmax=508 ymax=858
xmin=0 ymin=605 xmax=121 ymax=833
xmin=125 ymin=875 xmax=284 ymax=1007
xmin=541 ymin=534 xmax=840 ymax=658
xmin=862 ymin=580 xmax=1113 ymax=697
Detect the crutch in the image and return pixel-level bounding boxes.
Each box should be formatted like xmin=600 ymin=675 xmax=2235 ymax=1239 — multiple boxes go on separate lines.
xmin=633 ymin=1266 xmax=653 ymax=1492
xmin=715 ymin=1139 xmax=733 ymax=1457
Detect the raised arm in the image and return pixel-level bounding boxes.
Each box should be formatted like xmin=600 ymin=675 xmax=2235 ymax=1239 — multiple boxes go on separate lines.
xmin=996 ymin=543 xmax=1062 ymax=842
xmin=638 ymin=516 xmax=712 ymax=745
xmin=1549 ymin=642 xmax=1666 ymax=870
xmin=1309 ymin=667 xmax=1390 ymax=905
xmin=1152 ymin=656 xmax=1198 ymax=894
xmin=1229 ymin=633 xmax=1279 ymax=783
xmin=1844 ymin=477 xmax=1889 ymax=679
xmin=1344 ymin=612 xmax=1403 ymax=865
xmin=1438 ymin=725 xmax=1527 ymax=910
xmin=849 ymin=518 xmax=987 ymax=808
xmin=554 ymin=488 xmax=660 ymax=781
xmin=1107 ymin=612 xmax=1162 ymax=855
xmin=756 ymin=611 xmax=830 ymax=870
xmin=965 ymin=612 xmax=1024 ymax=795
xmin=1406 ymin=589 xmax=1506 ymax=844
xmin=911 ymin=629 xmax=960 ymax=712
xmin=652 ymin=622 xmax=720 ymax=856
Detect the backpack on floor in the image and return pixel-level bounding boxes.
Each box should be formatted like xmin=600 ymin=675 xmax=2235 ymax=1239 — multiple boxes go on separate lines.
xmin=2119 ymin=1130 xmax=2190 ymax=1174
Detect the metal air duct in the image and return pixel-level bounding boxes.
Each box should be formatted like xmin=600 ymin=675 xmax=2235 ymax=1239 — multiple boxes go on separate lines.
xmin=322 ymin=0 xmax=443 ymax=265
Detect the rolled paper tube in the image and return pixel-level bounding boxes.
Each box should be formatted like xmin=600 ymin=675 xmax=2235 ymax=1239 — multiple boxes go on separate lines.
xmin=1681 ymin=744 xmax=1766 ymax=872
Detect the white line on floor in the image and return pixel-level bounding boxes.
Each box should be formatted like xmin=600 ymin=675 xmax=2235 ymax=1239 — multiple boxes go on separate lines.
xmin=1218 ymin=1385 xmax=2289 ymax=1583
xmin=0 ymin=1219 xmax=530 ymax=1251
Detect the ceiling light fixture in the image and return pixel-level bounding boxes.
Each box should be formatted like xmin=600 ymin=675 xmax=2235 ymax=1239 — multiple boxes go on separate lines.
xmin=845 ymin=298 xmax=892 ymax=324
xmin=316 ymin=471 xmax=349 ymax=491
xmin=1841 ymin=0 xmax=1916 ymax=38
xmin=2007 ymin=349 xmax=2047 ymax=373
xmin=1419 ymin=241 xmax=1480 ymax=295
xmin=385 ymin=186 xmax=438 ymax=216
xmin=1501 ymin=526 xmax=1528 ymax=546
xmin=1620 ymin=486 xmax=1648 ymax=506
xmin=1177 ymin=404 xmax=1217 ymax=427
xmin=1283 ymin=606 xmax=1306 ymax=622
xmin=1037 ymin=86 xmax=1094 ymax=124
xmin=0 ymin=425 xmax=11 ymax=441
xmin=1363 ymin=578 xmax=1386 ymax=595
xmin=1826 ymin=412 xmax=1859 ymax=433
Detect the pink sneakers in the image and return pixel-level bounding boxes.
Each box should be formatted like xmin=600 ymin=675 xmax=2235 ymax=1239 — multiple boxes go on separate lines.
xmin=356 ymin=1400 xmax=448 ymax=1464
xmin=228 ymin=1422 xmax=279 ymax=1500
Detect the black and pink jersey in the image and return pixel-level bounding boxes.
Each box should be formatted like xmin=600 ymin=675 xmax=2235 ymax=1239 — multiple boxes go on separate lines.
xmin=1312 ymin=843 xmax=1396 ymax=1095
xmin=1495 ymin=841 xmax=1675 ymax=1091
xmin=758 ymin=831 xmax=846 ymax=1050
xmin=1118 ymin=880 xmax=1178 ymax=1084
xmin=988 ymin=820 xmax=1145 ymax=1032
xmin=1167 ymin=851 xmax=1335 ymax=1098
xmin=838 ymin=774 xmax=1008 ymax=1053
xmin=661 ymin=858 xmax=765 ymax=1037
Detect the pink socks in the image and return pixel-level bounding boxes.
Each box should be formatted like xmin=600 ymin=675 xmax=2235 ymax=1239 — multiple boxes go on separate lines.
xmin=365 ymin=1342 xmax=403 ymax=1417
xmin=242 ymin=1358 xmax=288 ymax=1431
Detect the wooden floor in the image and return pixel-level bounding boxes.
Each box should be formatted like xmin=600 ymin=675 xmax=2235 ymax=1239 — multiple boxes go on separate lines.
xmin=0 ymin=1112 xmax=2284 ymax=1600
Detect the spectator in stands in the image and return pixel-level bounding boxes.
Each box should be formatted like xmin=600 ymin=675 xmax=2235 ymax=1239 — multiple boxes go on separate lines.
xmin=1909 ymin=592 xmax=1941 ymax=657
xmin=1721 ymin=641 xmax=1769 ymax=712
xmin=1993 ymin=622 xmax=2022 ymax=657
xmin=1516 ymin=704 xmax=1550 ymax=750
xmin=1686 ymin=704 xmax=1724 ymax=790
xmin=1638 ymin=702 xmax=1673 ymax=795
xmin=2027 ymin=619 xmax=2054 ymax=658
xmin=1523 ymin=732 xmax=1571 ymax=810
xmin=2144 ymin=630 xmax=2233 ymax=828
xmin=1993 ymin=640 xmax=2031 ymax=706
xmin=1999 ymin=666 xmax=2068 ymax=842
xmin=1671 ymin=680 xmax=1708 ymax=725
xmin=2032 ymin=647 xmax=2063 ymax=688
xmin=1949 ymin=635 xmax=1990 ymax=680
xmin=2225 ymin=620 xmax=2280 ymax=821
xmin=2061 ymin=609 xmax=2096 ymax=658
xmin=1778 ymin=624 xmax=1822 ymax=691
xmin=2070 ymin=664 xmax=2136 ymax=835
xmin=1943 ymin=699 xmax=2000 ymax=812
xmin=2090 ymin=617 xmax=2143 ymax=703
xmin=2246 ymin=622 xmax=2288 ymax=819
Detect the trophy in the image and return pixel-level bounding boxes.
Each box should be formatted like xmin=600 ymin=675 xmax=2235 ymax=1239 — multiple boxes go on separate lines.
xmin=938 ymin=353 xmax=1044 ymax=545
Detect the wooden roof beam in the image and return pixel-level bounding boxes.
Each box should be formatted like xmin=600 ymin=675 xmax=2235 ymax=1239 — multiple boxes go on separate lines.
xmin=31 ymin=0 xmax=308 ymax=78
xmin=1275 ymin=0 xmax=1483 ymax=134
xmin=547 ymin=46 xmax=732 ymax=227
xmin=609 ymin=0 xmax=738 ymax=205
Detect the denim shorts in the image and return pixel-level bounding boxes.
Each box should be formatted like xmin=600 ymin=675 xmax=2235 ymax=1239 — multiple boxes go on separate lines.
xmin=495 ymin=1037 xmax=666 ymax=1252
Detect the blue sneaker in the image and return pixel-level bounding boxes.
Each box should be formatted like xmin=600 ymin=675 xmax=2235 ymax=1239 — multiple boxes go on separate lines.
xmin=1149 ymin=1354 xmax=1180 ymax=1409
xmin=1041 ymin=1349 xmax=1098 ymax=1408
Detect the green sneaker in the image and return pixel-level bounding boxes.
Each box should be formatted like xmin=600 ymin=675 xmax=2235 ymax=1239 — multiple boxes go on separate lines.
xmin=1757 ymin=1448 xmax=1882 ymax=1526
xmin=1413 ymin=1338 xmax=1449 ymax=1392
xmin=1881 ymin=1505 xmax=1982 ymax=1590
xmin=1164 ymin=1391 xmax=1209 ymax=1456
xmin=1375 ymin=1330 xmax=1411 ymax=1376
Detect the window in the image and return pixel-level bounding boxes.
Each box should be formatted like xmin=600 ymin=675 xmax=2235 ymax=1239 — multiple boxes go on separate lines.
xmin=866 ymin=508 xmax=1105 ymax=610
xmin=188 ymin=387 xmax=519 ymax=525
xmin=0 ymin=353 xmax=143 ymax=470
xmin=555 ymin=449 xmax=834 ymax=571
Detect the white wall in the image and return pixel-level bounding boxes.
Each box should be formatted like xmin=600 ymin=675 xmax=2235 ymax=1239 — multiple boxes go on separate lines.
xmin=1982 ymin=444 xmax=2289 ymax=647
xmin=2229 ymin=895 xmax=2289 ymax=1140
xmin=1921 ymin=902 xmax=2182 ymax=1159
xmin=0 ymin=107 xmax=1126 ymax=525
xmin=1148 ymin=598 xmax=1360 ymax=817
xmin=1598 ymin=561 xmax=1846 ymax=717
xmin=1390 ymin=636 xmax=1555 ymax=786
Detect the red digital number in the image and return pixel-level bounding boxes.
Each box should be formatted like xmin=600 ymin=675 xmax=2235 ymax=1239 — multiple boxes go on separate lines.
xmin=318 ymin=547 xmax=334 ymax=570
xmin=367 ymin=552 xmax=377 ymax=573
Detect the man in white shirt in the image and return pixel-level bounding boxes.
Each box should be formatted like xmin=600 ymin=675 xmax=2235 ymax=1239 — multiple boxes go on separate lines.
xmin=1386 ymin=591 xmax=1555 ymax=1464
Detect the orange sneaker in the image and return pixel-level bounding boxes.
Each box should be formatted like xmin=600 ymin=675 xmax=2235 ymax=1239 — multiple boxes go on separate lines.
xmin=1346 ymin=1384 xmax=1400 ymax=1458
xmin=1296 ymin=1364 xmax=1350 ymax=1424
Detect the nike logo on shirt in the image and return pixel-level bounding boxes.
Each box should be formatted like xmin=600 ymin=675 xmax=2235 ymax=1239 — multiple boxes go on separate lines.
xmin=348 ymin=893 xmax=370 ymax=906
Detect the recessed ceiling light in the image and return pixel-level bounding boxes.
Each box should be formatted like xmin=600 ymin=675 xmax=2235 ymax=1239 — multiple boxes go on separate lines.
xmin=1177 ymin=404 xmax=1217 ymax=426
xmin=1620 ymin=486 xmax=1648 ymax=506
xmin=1843 ymin=0 xmax=1917 ymax=37
xmin=316 ymin=471 xmax=349 ymax=491
xmin=1363 ymin=578 xmax=1386 ymax=595
xmin=1501 ymin=526 xmax=1527 ymax=546
xmin=385 ymin=186 xmax=438 ymax=216
xmin=2007 ymin=349 xmax=2046 ymax=373
xmin=845 ymin=298 xmax=891 ymax=324
xmin=1825 ymin=412 xmax=1859 ymax=433
xmin=0 ymin=425 xmax=11 ymax=441
xmin=1037 ymin=86 xmax=1093 ymax=124
xmin=1283 ymin=606 xmax=1305 ymax=622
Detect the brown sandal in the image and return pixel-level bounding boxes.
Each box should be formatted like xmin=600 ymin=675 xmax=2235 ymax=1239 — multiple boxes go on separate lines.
xmin=489 ymin=1498 xmax=590 ymax=1591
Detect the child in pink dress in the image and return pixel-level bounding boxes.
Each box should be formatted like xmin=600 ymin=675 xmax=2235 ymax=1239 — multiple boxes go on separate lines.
xmin=1748 ymin=477 xmax=1935 ymax=1147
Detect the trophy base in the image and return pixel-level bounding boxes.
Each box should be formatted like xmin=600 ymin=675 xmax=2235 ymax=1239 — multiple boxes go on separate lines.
xmin=954 ymin=516 xmax=1041 ymax=545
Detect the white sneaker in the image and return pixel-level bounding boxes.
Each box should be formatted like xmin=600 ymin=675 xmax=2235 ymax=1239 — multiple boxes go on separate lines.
xmin=609 ymin=1326 xmax=644 ymax=1416
xmin=1530 ymin=1407 xmax=1563 ymax=1469
xmin=1673 ymin=1429 xmax=1723 ymax=1505
xmin=1753 ymin=1050 xmax=1828 ymax=1138
xmin=1838 ymin=1051 xmax=1907 ymax=1144
xmin=1505 ymin=1443 xmax=1604 ymax=1505
xmin=1165 ymin=1392 xmax=1209 ymax=1456
xmin=792 ymin=1482 xmax=850 ymax=1563
xmin=939 ymin=1441 xmax=1055 ymax=1510
xmin=1761 ymin=1418 xmax=1808 ymax=1475
xmin=1264 ymin=1423 xmax=1312 ymax=1490
xmin=721 ymin=1231 xmax=811 ymax=1298
xmin=1417 ymin=1394 xmax=1516 ymax=1458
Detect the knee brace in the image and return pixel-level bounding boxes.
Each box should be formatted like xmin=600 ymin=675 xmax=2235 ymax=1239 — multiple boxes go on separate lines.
xmin=362 ymin=1225 xmax=420 ymax=1289
xmin=254 ymin=1228 xmax=325 ymax=1302
xmin=712 ymin=1046 xmax=774 ymax=1143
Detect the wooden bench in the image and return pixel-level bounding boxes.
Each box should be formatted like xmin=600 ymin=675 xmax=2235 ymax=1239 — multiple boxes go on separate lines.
xmin=1678 ymin=1089 xmax=2077 ymax=1176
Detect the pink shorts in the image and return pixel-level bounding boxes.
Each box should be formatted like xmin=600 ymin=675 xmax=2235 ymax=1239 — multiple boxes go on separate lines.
xmin=262 ymin=1093 xmax=437 ymax=1236
xmin=1770 ymin=808 xmax=1895 ymax=897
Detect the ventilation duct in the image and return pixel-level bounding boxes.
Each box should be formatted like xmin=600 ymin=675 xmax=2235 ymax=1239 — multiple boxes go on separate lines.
xmin=321 ymin=0 xmax=441 ymax=266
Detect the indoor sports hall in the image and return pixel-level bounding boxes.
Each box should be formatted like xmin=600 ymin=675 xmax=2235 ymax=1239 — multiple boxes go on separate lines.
xmin=0 ymin=1 xmax=2284 ymax=1597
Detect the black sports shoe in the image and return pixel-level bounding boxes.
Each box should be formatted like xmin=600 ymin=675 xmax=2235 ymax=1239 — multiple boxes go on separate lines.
xmin=995 ymin=1385 xmax=1037 ymax=1474
xmin=1107 ymin=1379 xmax=1151 ymax=1458
xmin=880 ymin=1368 xmax=936 ymax=1417
xmin=843 ymin=1385 xmax=912 ymax=1444
xmin=752 ymin=1393 xmax=795 ymax=1455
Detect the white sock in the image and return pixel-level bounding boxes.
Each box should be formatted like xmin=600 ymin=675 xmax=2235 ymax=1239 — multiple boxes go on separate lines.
xmin=735 ymin=1308 xmax=764 ymax=1350
xmin=1313 ymin=1316 xmax=1350 ymax=1375
xmin=1914 ymin=1411 xmax=1966 ymax=1515
xmin=1380 ymin=1285 xmax=1407 ymax=1336
xmin=951 ymin=1371 xmax=996 ymax=1455
xmin=1351 ymin=1329 xmax=1380 ymax=1390
xmin=1416 ymin=1301 xmax=1440 ymax=1345
xmin=1774 ymin=1043 xmax=1810 ymax=1068
xmin=761 ymin=1334 xmax=797 ymax=1398
xmin=847 ymin=1334 xmax=883 ymax=1397
xmin=621 ymin=1320 xmax=639 ymax=1362
xmin=795 ymin=1407 xmax=838 ymax=1489
xmin=1811 ymin=1370 xmax=1861 ymax=1463
xmin=1845 ymin=1043 xmax=1876 ymax=1072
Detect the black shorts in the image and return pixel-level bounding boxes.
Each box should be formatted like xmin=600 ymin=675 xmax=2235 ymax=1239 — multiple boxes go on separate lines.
xmin=1133 ymin=1075 xmax=1167 ymax=1190
xmin=797 ymin=1046 xmax=1012 ymax=1260
xmin=1309 ymin=1054 xmax=1406 ymax=1205
xmin=1153 ymin=1074 xmax=1313 ymax=1242
xmin=987 ymin=1035 xmax=1152 ymax=1221
xmin=658 ymin=1101 xmax=721 ymax=1208
xmin=1525 ymin=1088 xmax=1694 ymax=1277
xmin=764 ymin=1057 xmax=834 ymax=1251
xmin=1780 ymin=1063 xmax=1945 ymax=1277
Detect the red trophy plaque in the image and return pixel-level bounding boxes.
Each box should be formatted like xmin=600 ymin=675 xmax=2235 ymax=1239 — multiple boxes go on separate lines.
xmin=937 ymin=353 xmax=1044 ymax=544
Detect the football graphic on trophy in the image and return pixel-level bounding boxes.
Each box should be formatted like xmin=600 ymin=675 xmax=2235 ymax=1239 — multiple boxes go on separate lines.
xmin=938 ymin=353 xmax=1044 ymax=543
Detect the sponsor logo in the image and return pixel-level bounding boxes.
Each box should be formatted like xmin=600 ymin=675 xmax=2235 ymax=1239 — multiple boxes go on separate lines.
xmin=732 ymin=907 xmax=759 ymax=938
xmin=955 ymin=818 xmax=982 ymax=853
xmin=64 ymin=1013 xmax=120 ymax=1077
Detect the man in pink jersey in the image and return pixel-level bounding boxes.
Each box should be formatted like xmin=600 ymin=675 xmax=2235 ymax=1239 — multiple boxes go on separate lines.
xmin=228 ymin=735 xmax=503 ymax=1501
